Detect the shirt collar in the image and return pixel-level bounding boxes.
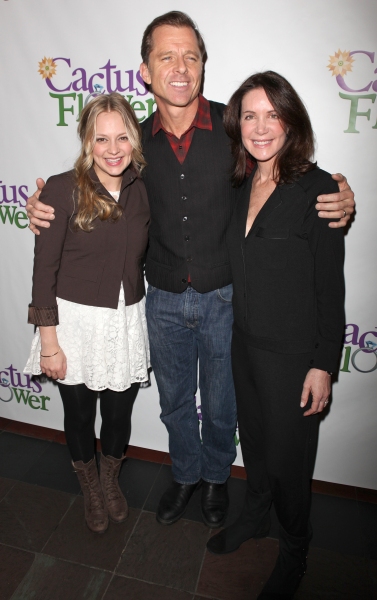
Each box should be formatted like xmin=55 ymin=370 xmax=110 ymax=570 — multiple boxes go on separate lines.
xmin=152 ymin=94 xmax=212 ymax=137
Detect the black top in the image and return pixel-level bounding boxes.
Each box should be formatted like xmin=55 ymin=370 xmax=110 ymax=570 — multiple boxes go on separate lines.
xmin=226 ymin=167 xmax=345 ymax=372
xmin=140 ymin=101 xmax=237 ymax=294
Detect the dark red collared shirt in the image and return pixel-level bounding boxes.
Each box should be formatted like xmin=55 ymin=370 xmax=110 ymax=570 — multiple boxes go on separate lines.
xmin=152 ymin=94 xmax=212 ymax=164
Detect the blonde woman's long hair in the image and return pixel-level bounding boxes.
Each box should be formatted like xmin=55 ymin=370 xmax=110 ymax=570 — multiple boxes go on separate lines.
xmin=74 ymin=93 xmax=146 ymax=231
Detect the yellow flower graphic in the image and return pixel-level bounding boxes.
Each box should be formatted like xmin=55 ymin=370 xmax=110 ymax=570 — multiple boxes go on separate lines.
xmin=328 ymin=50 xmax=354 ymax=77
xmin=38 ymin=57 xmax=57 ymax=79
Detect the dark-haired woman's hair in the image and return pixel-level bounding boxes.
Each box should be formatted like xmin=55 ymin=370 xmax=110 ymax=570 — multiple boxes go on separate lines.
xmin=224 ymin=71 xmax=316 ymax=186
xmin=141 ymin=11 xmax=207 ymax=65
xmin=74 ymin=92 xmax=146 ymax=232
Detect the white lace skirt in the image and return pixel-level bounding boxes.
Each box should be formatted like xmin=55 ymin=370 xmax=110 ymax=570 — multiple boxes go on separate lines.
xmin=24 ymin=285 xmax=150 ymax=391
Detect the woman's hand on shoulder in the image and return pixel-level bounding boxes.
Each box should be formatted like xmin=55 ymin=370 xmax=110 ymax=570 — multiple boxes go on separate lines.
xmin=300 ymin=368 xmax=331 ymax=416
xmin=40 ymin=348 xmax=67 ymax=380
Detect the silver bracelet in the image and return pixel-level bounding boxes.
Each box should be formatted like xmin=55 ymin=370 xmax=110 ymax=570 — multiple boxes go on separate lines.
xmin=40 ymin=347 xmax=61 ymax=358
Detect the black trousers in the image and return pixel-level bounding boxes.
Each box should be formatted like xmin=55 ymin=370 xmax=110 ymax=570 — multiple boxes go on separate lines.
xmin=57 ymin=382 xmax=140 ymax=463
xmin=232 ymin=328 xmax=319 ymax=537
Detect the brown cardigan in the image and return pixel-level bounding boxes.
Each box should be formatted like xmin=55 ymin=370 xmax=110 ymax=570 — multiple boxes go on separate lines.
xmin=28 ymin=167 xmax=150 ymax=326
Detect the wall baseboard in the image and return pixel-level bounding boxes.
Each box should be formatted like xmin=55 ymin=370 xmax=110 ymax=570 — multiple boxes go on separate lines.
xmin=1 ymin=416 xmax=376 ymax=503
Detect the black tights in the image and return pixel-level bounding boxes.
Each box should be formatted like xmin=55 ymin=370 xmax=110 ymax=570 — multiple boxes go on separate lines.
xmin=57 ymin=382 xmax=140 ymax=463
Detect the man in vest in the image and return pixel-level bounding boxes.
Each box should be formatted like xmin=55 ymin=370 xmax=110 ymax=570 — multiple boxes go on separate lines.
xmin=26 ymin=11 xmax=355 ymax=529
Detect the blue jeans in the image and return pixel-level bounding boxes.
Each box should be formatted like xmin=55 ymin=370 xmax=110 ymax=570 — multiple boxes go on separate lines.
xmin=146 ymin=284 xmax=237 ymax=485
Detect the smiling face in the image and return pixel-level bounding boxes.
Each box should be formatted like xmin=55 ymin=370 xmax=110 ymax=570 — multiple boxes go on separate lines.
xmin=139 ymin=25 xmax=203 ymax=110
xmin=240 ymin=88 xmax=287 ymax=169
xmin=92 ymin=111 xmax=133 ymax=190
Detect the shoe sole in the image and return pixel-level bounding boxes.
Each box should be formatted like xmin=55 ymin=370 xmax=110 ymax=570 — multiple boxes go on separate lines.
xmin=156 ymin=507 xmax=187 ymax=526
xmin=109 ymin=515 xmax=128 ymax=524
xmin=85 ymin=521 xmax=108 ymax=534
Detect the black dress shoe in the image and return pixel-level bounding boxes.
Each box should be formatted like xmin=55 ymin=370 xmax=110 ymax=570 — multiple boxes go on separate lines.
xmin=201 ymin=481 xmax=229 ymax=528
xmin=206 ymin=490 xmax=271 ymax=554
xmin=156 ymin=480 xmax=200 ymax=525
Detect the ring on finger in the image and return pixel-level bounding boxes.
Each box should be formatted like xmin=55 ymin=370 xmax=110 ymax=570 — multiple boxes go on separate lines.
xmin=342 ymin=209 xmax=347 ymax=218
xmin=324 ymin=400 xmax=329 ymax=406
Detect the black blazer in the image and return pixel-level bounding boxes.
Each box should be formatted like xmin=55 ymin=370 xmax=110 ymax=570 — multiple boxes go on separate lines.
xmin=28 ymin=167 xmax=150 ymax=327
xmin=227 ymin=167 xmax=345 ymax=372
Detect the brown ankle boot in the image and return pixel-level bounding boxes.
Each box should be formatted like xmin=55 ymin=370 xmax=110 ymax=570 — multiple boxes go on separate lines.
xmin=72 ymin=457 xmax=108 ymax=534
xmin=100 ymin=454 xmax=128 ymax=523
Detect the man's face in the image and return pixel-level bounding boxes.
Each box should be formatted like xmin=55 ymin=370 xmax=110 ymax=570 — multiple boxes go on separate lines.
xmin=140 ymin=25 xmax=203 ymax=109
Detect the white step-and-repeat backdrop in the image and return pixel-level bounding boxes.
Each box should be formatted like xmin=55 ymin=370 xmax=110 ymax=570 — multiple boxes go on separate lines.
xmin=1 ymin=0 xmax=376 ymax=489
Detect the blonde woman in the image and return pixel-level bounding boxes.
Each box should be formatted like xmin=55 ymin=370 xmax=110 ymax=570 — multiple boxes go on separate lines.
xmin=24 ymin=93 xmax=150 ymax=534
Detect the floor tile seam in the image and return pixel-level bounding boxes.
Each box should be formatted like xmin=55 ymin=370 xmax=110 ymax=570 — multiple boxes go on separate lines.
xmin=39 ymin=493 xmax=78 ymax=554
xmin=139 ymin=461 xmax=165 ymax=511
xmin=0 ymin=546 xmax=37 ymax=600
xmin=7 ymin=560 xmax=38 ymax=600
xmin=100 ymin=572 xmax=117 ymax=600
xmin=0 ymin=480 xmax=17 ymax=502
xmin=192 ymin=528 xmax=213 ymax=597
xmin=33 ymin=550 xmax=116 ymax=574
xmin=0 ymin=540 xmax=36 ymax=556
xmin=13 ymin=477 xmax=80 ymax=498
xmin=109 ymin=572 xmax=204 ymax=595
xmin=112 ymin=506 xmax=146 ymax=574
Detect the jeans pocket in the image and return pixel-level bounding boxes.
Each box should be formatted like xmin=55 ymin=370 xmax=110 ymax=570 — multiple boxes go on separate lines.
xmin=147 ymin=284 xmax=157 ymax=294
xmin=217 ymin=284 xmax=233 ymax=303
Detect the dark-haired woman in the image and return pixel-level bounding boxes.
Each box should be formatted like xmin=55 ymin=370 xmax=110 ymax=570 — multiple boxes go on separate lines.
xmin=207 ymin=72 xmax=345 ymax=599
xmin=24 ymin=93 xmax=150 ymax=534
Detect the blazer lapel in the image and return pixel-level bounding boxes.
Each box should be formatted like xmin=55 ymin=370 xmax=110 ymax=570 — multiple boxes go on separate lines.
xmin=239 ymin=169 xmax=283 ymax=239
xmin=249 ymin=185 xmax=283 ymax=234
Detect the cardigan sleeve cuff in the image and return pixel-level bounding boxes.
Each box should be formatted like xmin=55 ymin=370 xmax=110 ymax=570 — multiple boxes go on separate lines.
xmin=28 ymin=305 xmax=59 ymax=327
xmin=308 ymin=335 xmax=342 ymax=373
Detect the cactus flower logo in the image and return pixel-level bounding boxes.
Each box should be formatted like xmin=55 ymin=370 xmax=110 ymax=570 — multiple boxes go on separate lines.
xmin=38 ymin=57 xmax=57 ymax=80
xmin=327 ymin=48 xmax=377 ymax=133
xmin=37 ymin=55 xmax=155 ymax=126
xmin=327 ymin=50 xmax=354 ymax=77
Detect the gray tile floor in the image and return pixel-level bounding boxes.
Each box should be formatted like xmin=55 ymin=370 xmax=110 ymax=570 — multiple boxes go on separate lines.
xmin=0 ymin=429 xmax=376 ymax=599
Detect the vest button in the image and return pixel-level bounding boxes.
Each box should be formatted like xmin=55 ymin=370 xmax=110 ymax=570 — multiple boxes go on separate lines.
xmin=183 ymin=216 xmax=188 ymax=221
xmin=180 ymin=174 xmax=185 ymax=179
xmin=185 ymin=235 xmax=190 ymax=241
xmin=181 ymin=195 xmax=187 ymax=201
xmin=182 ymin=278 xmax=187 ymax=284
xmin=187 ymin=257 xmax=192 ymax=262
